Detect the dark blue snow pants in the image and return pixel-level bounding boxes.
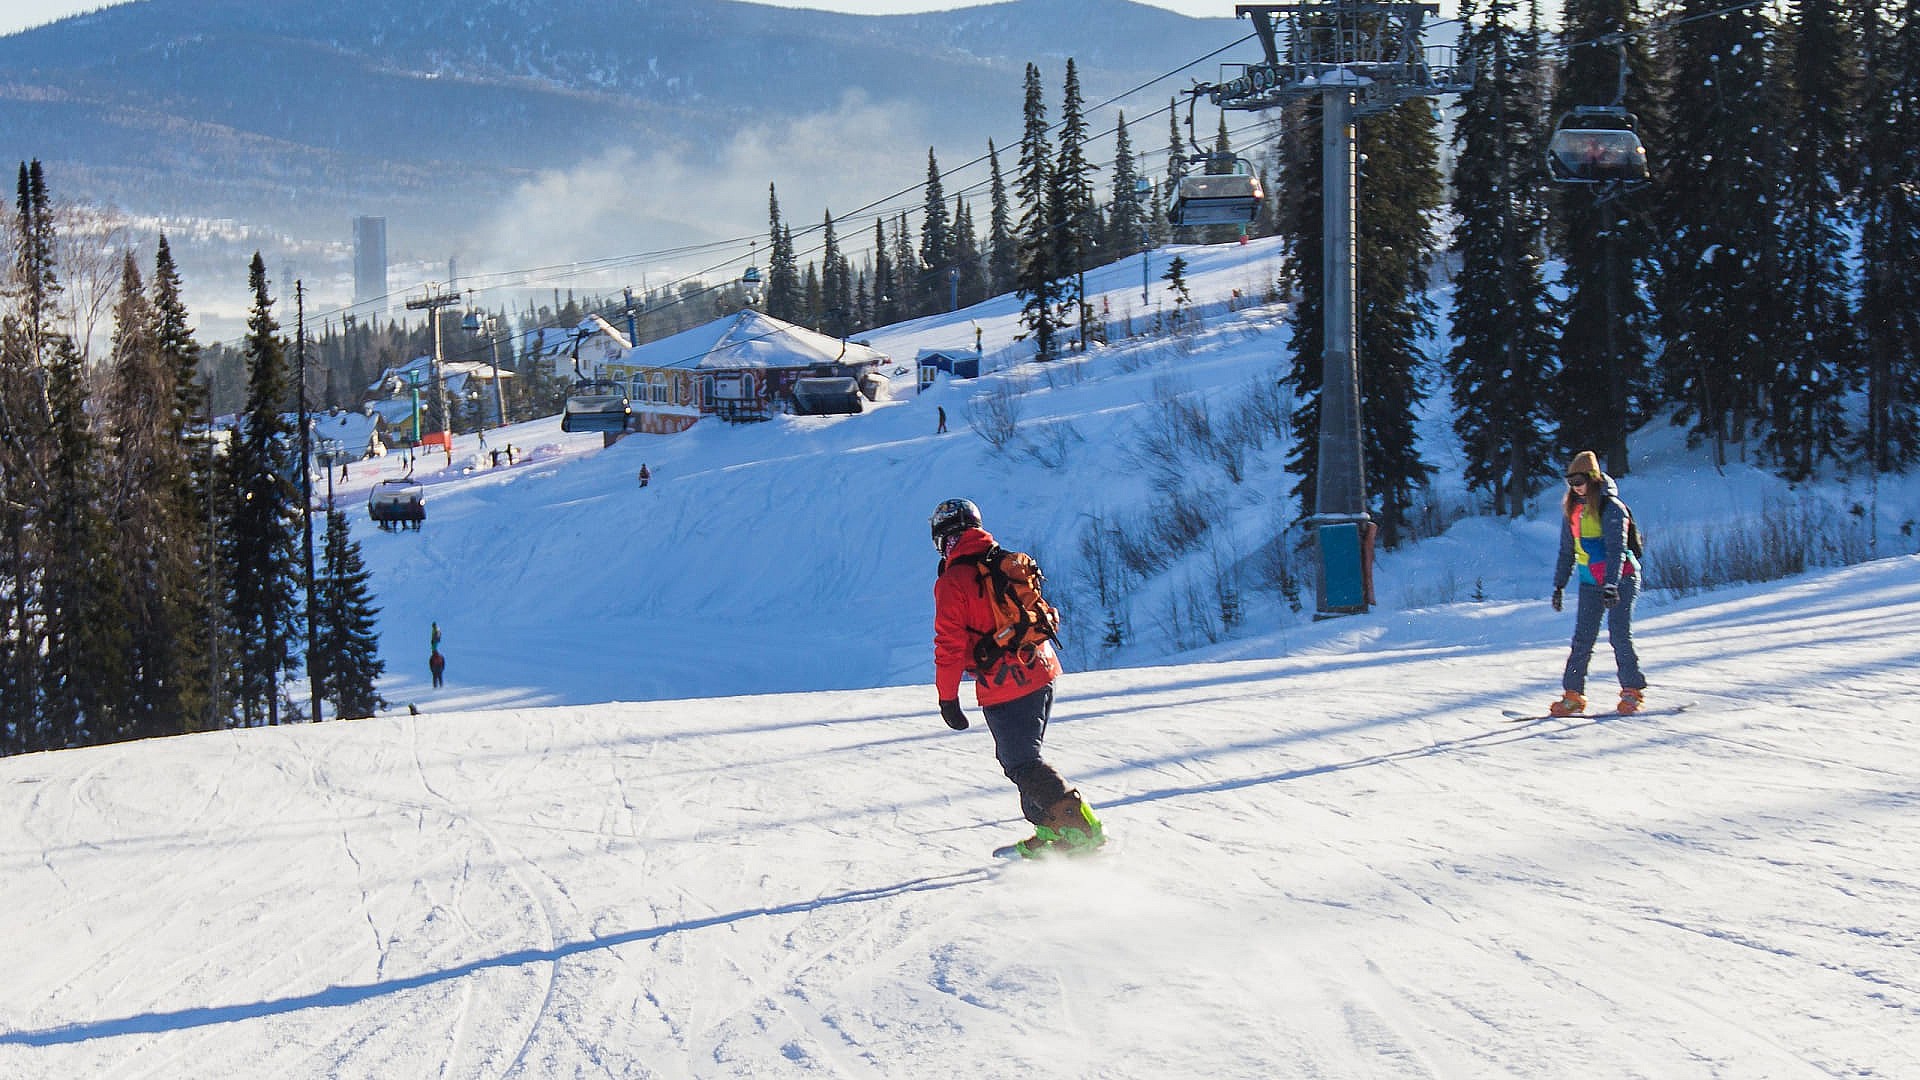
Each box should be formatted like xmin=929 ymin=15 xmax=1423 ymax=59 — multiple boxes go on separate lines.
xmin=983 ymin=684 xmax=1069 ymax=826
xmin=1563 ymin=574 xmax=1646 ymax=694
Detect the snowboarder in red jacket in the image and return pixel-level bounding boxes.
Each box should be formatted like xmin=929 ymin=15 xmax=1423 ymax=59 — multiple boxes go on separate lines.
xmin=930 ymin=498 xmax=1104 ymax=857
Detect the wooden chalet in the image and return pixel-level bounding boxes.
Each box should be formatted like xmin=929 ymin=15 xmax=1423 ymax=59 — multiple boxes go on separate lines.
xmin=612 ymin=309 xmax=890 ymax=432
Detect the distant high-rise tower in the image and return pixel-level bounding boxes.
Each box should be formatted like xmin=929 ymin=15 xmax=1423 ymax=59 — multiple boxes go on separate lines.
xmin=353 ymin=216 xmax=388 ymax=310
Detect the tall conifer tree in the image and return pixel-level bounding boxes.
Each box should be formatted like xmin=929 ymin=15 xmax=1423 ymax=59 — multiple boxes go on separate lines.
xmin=1447 ymin=0 xmax=1560 ymax=516
xmin=952 ymin=198 xmax=987 ymax=308
xmin=314 ymin=509 xmax=383 ymax=720
xmin=1769 ymin=0 xmax=1860 ymax=479
xmin=103 ymin=252 xmax=192 ymax=740
xmin=1858 ymin=0 xmax=1920 ymax=470
xmin=985 ymin=140 xmax=1017 ymax=296
xmin=1015 ymin=63 xmax=1063 ymax=361
xmin=223 ymin=254 xmax=300 ymax=726
xmin=1106 ymin=112 xmax=1145 ymax=257
xmin=871 ymin=218 xmax=900 ymax=327
xmin=765 ymin=185 xmax=801 ymax=322
xmin=920 ymin=149 xmax=952 ymax=314
xmin=150 ymin=235 xmax=217 ymax=731
xmin=1654 ymin=0 xmax=1783 ymax=464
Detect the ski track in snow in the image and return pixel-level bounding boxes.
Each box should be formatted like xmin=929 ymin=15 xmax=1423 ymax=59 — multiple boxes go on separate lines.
xmin=9 ymin=580 xmax=1917 ymax=1076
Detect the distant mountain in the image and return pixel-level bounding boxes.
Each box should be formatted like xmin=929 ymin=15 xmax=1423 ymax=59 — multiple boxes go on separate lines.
xmin=0 ymin=0 xmax=1236 ymax=254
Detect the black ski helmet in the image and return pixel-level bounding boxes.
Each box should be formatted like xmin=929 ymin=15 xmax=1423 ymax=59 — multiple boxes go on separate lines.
xmin=929 ymin=498 xmax=982 ymax=552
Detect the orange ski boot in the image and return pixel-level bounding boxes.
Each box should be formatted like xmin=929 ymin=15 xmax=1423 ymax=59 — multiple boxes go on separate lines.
xmin=1548 ymin=691 xmax=1587 ymax=717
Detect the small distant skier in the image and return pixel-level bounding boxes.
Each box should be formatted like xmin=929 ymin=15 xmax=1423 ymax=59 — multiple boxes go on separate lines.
xmin=431 ymin=621 xmax=443 ymax=651
xmin=638 ymin=464 xmax=651 ymax=488
xmin=930 ymin=497 xmax=1103 ymax=858
xmin=936 ymin=406 xmax=947 ymax=434
xmin=429 ymin=648 xmax=446 ymax=688
xmin=1548 ymin=450 xmax=1647 ymax=716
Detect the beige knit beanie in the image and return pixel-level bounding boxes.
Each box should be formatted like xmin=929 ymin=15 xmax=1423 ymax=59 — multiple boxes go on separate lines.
xmin=1568 ymin=450 xmax=1601 ymax=478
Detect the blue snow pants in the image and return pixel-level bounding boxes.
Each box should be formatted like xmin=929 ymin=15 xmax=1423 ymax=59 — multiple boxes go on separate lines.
xmin=1563 ymin=573 xmax=1646 ymax=694
xmin=983 ymin=684 xmax=1068 ymax=826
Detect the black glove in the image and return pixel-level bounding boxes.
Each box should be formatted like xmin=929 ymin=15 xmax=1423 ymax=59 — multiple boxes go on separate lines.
xmin=1602 ymin=583 xmax=1619 ymax=608
xmin=939 ymin=699 xmax=969 ymax=730
xmin=1551 ymin=588 xmax=1563 ymax=613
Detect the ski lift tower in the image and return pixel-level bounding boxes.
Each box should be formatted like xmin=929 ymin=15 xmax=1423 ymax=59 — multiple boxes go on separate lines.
xmin=406 ymin=285 xmax=462 ymax=452
xmin=1203 ymin=2 xmax=1470 ymax=617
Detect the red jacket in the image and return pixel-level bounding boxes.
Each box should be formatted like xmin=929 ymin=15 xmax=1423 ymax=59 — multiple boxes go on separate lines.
xmin=934 ymin=527 xmax=1061 ymax=706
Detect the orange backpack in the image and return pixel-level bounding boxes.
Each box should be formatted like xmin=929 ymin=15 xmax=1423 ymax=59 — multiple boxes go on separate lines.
xmin=950 ymin=545 xmax=1060 ymax=669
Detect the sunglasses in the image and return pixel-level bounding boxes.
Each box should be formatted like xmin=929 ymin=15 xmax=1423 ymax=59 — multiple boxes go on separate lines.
xmin=1565 ymin=475 xmax=1591 ymax=487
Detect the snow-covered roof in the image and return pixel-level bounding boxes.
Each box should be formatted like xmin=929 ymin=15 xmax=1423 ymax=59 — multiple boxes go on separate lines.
xmin=364 ymin=398 xmax=419 ymax=428
xmin=522 ymin=314 xmax=632 ymax=360
xmin=368 ymin=357 xmax=515 ymax=395
xmin=308 ymin=409 xmax=382 ymax=450
xmin=623 ymin=309 xmax=888 ymax=372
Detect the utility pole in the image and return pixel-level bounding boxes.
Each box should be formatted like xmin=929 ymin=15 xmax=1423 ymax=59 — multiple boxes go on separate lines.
xmin=1201 ymin=1 xmax=1470 ymax=618
xmin=406 ymin=286 xmax=461 ymax=462
xmin=295 ymin=282 xmax=319 ymax=724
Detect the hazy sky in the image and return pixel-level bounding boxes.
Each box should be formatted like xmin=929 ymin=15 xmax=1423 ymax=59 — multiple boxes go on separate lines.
xmin=1 ymin=0 xmax=1257 ymax=39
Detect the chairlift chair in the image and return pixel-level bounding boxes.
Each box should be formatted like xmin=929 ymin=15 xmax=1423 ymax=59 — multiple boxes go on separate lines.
xmin=561 ymin=378 xmax=632 ymax=434
xmin=1169 ymin=158 xmax=1264 ymax=227
xmin=368 ymin=478 xmax=426 ymax=530
xmin=1546 ymin=107 xmax=1650 ymax=186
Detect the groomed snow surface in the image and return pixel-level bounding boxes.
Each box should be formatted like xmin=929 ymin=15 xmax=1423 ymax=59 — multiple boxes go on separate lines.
xmin=4 ymin=238 xmax=1918 ymax=1077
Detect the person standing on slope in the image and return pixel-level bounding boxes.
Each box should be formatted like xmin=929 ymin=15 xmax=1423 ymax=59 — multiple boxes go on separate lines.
xmin=930 ymin=498 xmax=1104 ymax=857
xmin=1548 ymin=450 xmax=1648 ymax=716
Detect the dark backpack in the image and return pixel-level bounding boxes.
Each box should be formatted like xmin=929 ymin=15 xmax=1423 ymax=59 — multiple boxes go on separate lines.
xmin=1619 ymin=500 xmax=1646 ymax=560
xmin=949 ymin=544 xmax=1060 ymax=670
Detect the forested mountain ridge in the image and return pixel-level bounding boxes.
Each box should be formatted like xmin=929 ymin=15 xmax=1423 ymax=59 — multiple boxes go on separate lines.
xmin=0 ymin=0 xmax=1233 ymax=239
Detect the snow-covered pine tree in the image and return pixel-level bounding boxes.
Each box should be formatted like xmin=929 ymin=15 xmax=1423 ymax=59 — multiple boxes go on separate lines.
xmin=1549 ymin=0 xmax=1658 ymax=477
xmin=315 ymin=509 xmax=383 ymax=720
xmin=891 ymin=213 xmax=917 ymax=324
xmin=1858 ymin=0 xmax=1920 ymax=470
xmin=1653 ymin=0 xmax=1783 ymax=466
xmin=149 ymin=234 xmax=217 ymax=733
xmin=222 ymin=254 xmax=301 ymax=727
xmin=765 ymin=185 xmax=801 ymax=323
xmin=1447 ymin=0 xmax=1560 ymax=516
xmin=103 ymin=250 xmax=201 ymax=741
xmin=1165 ymin=101 xmax=1188 ymax=243
xmin=953 ymin=197 xmax=987 ymax=309
xmin=986 ymin=140 xmax=1017 ymax=297
xmin=821 ymin=210 xmax=852 ymax=332
xmin=1105 ymin=112 xmax=1145 ymax=258
xmin=920 ymin=149 xmax=952 ymax=315
xmin=1015 ymin=63 xmax=1063 ymax=361
xmin=1353 ymin=100 xmax=1443 ymax=546
xmin=871 ymin=218 xmax=900 ymax=328
xmin=1054 ymin=59 xmax=1099 ymax=349
xmin=1768 ymin=0 xmax=1861 ymax=480
xmin=0 ymin=163 xmax=56 ymax=750
xmin=40 ymin=320 xmax=133 ymax=747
